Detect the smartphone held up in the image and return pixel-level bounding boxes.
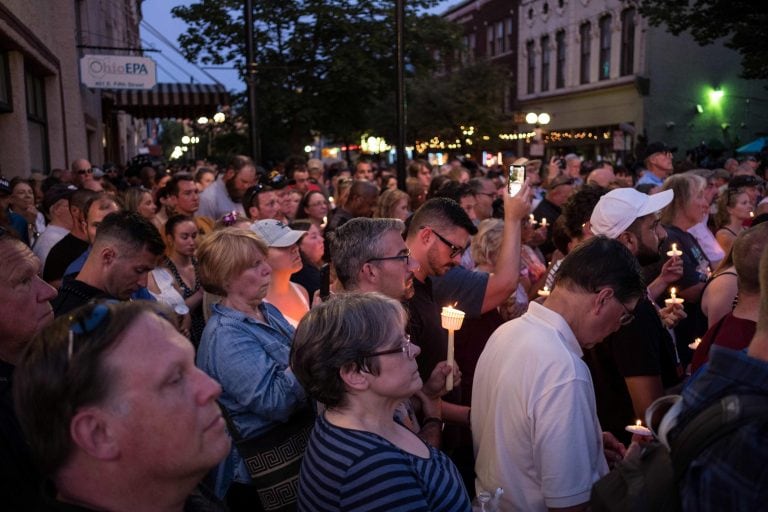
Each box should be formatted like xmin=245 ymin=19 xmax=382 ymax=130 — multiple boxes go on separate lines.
xmin=507 ymin=164 xmax=525 ymax=196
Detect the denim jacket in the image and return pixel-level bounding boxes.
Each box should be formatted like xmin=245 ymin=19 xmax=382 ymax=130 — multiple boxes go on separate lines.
xmin=197 ymin=302 xmax=308 ymax=494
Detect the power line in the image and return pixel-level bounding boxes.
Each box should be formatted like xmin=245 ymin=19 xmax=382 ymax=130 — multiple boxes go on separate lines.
xmin=140 ymin=20 xmax=223 ymax=86
xmin=141 ymin=38 xmax=196 ymax=83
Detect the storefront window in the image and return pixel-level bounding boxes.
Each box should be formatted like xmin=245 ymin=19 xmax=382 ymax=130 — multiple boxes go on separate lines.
xmin=26 ymin=69 xmax=49 ymax=172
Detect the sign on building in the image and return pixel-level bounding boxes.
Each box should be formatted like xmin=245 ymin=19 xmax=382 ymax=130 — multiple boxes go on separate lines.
xmin=79 ymin=55 xmax=157 ymax=90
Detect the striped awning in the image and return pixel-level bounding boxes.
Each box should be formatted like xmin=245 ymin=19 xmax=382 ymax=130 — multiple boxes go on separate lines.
xmin=109 ymin=82 xmax=230 ymax=119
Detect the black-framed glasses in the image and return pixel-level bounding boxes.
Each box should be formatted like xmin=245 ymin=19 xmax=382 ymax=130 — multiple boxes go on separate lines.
xmin=77 ymin=168 xmax=93 ymax=176
xmin=612 ymin=296 xmax=635 ymax=326
xmin=361 ymin=335 xmax=415 ymax=359
xmin=367 ymin=249 xmax=411 ymax=266
xmin=423 ymin=226 xmax=466 ymax=258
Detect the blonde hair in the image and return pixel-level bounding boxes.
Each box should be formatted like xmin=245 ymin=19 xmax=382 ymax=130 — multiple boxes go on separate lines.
xmin=196 ymin=227 xmax=268 ymax=296
xmin=660 ymin=173 xmax=706 ymax=226
xmin=471 ymin=218 xmax=504 ymax=267
xmin=714 ymin=187 xmax=747 ymax=230
xmin=374 ymin=189 xmax=409 ymax=218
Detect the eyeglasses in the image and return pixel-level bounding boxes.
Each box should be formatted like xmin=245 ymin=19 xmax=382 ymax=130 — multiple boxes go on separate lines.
xmin=361 ymin=334 xmax=415 ymax=359
xmin=77 ymin=168 xmax=93 ymax=176
xmin=423 ymin=226 xmax=466 ymax=258
xmin=612 ymin=296 xmax=635 ymax=326
xmin=367 ymin=249 xmax=412 ymax=266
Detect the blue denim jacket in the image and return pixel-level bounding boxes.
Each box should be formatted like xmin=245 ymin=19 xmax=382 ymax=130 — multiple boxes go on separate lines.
xmin=197 ymin=302 xmax=308 ymax=495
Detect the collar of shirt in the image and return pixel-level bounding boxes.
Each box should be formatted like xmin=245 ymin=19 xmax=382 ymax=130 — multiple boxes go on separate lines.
xmin=526 ymin=301 xmax=583 ymax=358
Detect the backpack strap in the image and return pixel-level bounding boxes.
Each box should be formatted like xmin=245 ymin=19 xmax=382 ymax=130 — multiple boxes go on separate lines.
xmin=669 ymin=394 xmax=768 ymax=480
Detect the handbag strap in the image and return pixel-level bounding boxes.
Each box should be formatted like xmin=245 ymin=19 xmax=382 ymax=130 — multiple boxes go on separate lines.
xmin=218 ymin=401 xmax=244 ymax=443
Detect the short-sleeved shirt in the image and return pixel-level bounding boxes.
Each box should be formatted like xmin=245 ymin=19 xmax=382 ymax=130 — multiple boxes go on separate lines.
xmin=43 ymin=233 xmax=89 ymax=282
xmin=408 ymin=277 xmax=448 ymax=384
xmin=32 ymin=224 xmax=69 ymax=269
xmin=584 ymin=296 xmax=683 ymax=444
xmin=430 ymin=266 xmax=488 ymax=319
xmin=197 ymin=178 xmax=244 ymax=220
xmin=298 ymin=413 xmax=471 ymax=512
xmin=472 ymin=302 xmax=608 ymax=511
xmin=690 ymin=313 xmax=756 ymax=373
xmin=51 ymin=278 xmax=113 ymax=317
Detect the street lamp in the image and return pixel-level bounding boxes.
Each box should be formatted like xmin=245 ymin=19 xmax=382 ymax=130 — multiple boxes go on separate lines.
xmin=525 ymin=112 xmax=550 ymax=157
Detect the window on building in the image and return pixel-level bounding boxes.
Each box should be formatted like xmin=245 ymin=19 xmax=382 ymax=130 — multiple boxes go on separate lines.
xmin=580 ymin=22 xmax=591 ymax=84
xmin=541 ymin=35 xmax=550 ymax=92
xmin=496 ymin=21 xmax=505 ymax=54
xmin=506 ymin=18 xmax=515 ymax=53
xmin=26 ymin=70 xmax=49 ymax=172
xmin=0 ymin=52 xmax=11 ymax=113
xmin=556 ymin=30 xmax=566 ymax=89
xmin=462 ymin=33 xmax=476 ymax=65
xmin=526 ymin=40 xmax=535 ymax=94
xmin=620 ymin=8 xmax=636 ymax=76
xmin=599 ymin=14 xmax=612 ymax=80
xmin=487 ymin=25 xmax=495 ymax=57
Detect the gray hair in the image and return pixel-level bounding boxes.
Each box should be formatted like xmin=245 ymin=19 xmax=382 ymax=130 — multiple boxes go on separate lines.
xmin=329 ymin=218 xmax=405 ymax=290
xmin=290 ymin=292 xmax=407 ymax=408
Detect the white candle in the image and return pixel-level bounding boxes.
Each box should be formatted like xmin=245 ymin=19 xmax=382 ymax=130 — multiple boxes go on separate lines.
xmin=529 ymin=213 xmax=537 ymax=226
xmin=689 ymin=337 xmax=702 ymax=350
xmin=537 ymin=285 xmax=551 ymax=297
xmin=665 ymin=287 xmax=684 ymax=306
xmin=440 ymin=305 xmax=466 ymax=391
xmin=540 ymin=217 xmax=548 ymax=228
xmin=625 ymin=419 xmax=653 ymax=437
xmin=666 ymin=243 xmax=682 ymax=257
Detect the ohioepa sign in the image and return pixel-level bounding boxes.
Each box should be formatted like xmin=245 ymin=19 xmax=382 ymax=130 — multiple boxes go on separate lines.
xmin=80 ymin=55 xmax=157 ymax=89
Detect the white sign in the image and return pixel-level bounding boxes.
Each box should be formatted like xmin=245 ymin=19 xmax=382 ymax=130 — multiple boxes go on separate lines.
xmin=79 ymin=55 xmax=157 ymax=90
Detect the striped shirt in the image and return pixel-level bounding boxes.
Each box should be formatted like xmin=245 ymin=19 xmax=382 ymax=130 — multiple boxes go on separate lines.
xmin=298 ymin=413 xmax=471 ymax=512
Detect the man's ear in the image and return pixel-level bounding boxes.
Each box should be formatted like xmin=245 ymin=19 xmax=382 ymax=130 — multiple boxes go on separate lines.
xmin=100 ymin=246 xmax=117 ymax=266
xmin=70 ymin=408 xmax=120 ymax=461
xmin=594 ymin=287 xmax=614 ymax=315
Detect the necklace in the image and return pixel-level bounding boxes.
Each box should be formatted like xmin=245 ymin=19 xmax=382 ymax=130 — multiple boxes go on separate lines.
xmin=165 ymin=257 xmax=200 ymax=298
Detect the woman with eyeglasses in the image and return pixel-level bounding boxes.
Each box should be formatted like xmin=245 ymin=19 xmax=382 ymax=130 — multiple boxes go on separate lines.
xmin=295 ymin=190 xmax=329 ymax=227
xmin=714 ymin=186 xmax=752 ymax=255
xmin=291 ymin=292 xmax=471 ymax=512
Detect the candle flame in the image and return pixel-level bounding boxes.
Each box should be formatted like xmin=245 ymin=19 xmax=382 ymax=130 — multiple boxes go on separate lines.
xmin=671 ymin=243 xmax=677 ymax=251
xmin=636 ymin=419 xmax=642 ymax=427
xmin=670 ymin=287 xmax=677 ymax=296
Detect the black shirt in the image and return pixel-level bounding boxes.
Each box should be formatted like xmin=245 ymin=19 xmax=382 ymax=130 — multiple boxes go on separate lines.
xmin=0 ymin=360 xmax=43 ymax=510
xmin=51 ymin=278 xmax=112 ymax=318
xmin=291 ymin=256 xmax=322 ymax=307
xmin=532 ymin=198 xmax=562 ymax=258
xmin=43 ymin=234 xmax=89 ymax=283
xmin=584 ymin=296 xmax=684 ymax=444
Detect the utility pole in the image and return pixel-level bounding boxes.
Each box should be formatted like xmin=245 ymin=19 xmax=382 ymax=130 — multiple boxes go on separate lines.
xmin=245 ymin=0 xmax=260 ymax=164
xmin=395 ymin=0 xmax=406 ymax=190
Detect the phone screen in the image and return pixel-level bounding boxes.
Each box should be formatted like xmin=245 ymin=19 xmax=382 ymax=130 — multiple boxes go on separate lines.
xmin=507 ymin=165 xmax=526 ymax=196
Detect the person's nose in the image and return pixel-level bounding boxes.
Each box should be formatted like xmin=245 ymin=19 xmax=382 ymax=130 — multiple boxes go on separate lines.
xmin=35 ymin=276 xmax=57 ymax=302
xmin=194 ymin=367 xmax=222 ymax=404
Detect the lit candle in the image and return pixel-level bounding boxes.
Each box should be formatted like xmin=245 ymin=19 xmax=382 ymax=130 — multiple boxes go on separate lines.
xmin=440 ymin=305 xmax=466 ymax=392
xmin=750 ymin=211 xmax=755 ymax=218
xmin=540 ymin=217 xmax=548 ymax=228
xmin=689 ymin=337 xmax=702 ymax=350
xmin=666 ymin=243 xmax=683 ymax=257
xmin=537 ymin=285 xmax=551 ymax=297
xmin=529 ymin=213 xmax=537 ymax=226
xmin=665 ymin=287 xmax=684 ymax=306
xmin=625 ymin=419 xmax=653 ymax=437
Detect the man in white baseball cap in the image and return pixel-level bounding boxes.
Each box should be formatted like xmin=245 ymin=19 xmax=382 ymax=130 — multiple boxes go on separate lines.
xmin=585 ymin=187 xmax=687 ymax=445
xmin=250 ymin=219 xmax=305 ymax=247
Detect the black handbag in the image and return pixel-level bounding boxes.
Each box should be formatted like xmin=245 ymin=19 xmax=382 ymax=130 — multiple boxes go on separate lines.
xmin=221 ymin=404 xmax=315 ymax=511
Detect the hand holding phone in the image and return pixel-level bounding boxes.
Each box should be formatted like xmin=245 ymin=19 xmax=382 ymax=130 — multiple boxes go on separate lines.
xmin=507 ymin=165 xmax=526 ymax=196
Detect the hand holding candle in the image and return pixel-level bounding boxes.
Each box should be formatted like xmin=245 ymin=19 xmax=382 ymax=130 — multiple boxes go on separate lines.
xmin=665 ymin=287 xmax=684 ymax=306
xmin=666 ymin=243 xmax=682 ymax=257
xmin=441 ymin=305 xmax=466 ymax=392
xmin=625 ymin=419 xmax=653 ymax=437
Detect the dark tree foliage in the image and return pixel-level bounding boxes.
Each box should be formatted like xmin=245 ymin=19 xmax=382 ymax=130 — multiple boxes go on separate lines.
xmin=171 ymin=0 xmax=464 ymax=162
xmin=639 ymin=0 xmax=768 ymax=79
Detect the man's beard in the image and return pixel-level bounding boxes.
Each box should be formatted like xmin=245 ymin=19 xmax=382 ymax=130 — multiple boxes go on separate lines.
xmin=226 ymin=179 xmax=243 ymax=202
xmin=636 ymin=240 xmax=662 ymax=266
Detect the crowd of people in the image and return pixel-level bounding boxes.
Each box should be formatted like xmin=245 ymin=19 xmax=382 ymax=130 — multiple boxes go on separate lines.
xmin=0 ymin=145 xmax=767 ymax=511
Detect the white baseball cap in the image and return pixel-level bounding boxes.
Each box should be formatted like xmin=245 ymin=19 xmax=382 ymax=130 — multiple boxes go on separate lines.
xmin=250 ymin=219 xmax=305 ymax=247
xmin=590 ymin=187 xmax=674 ymax=239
